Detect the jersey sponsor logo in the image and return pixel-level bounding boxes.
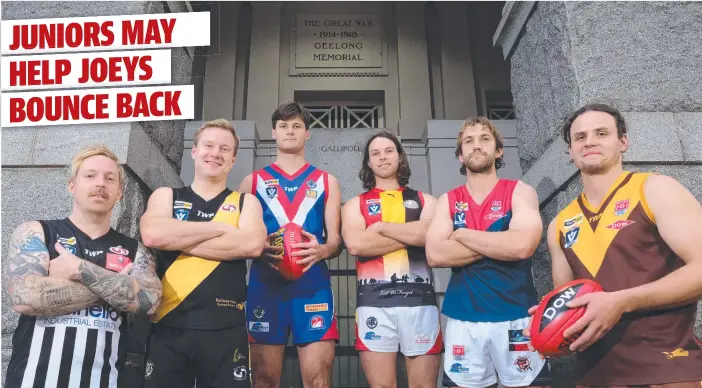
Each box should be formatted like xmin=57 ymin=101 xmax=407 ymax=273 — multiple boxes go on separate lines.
xmin=197 ymin=210 xmax=215 ymax=218
xmin=248 ymin=322 xmax=270 ymax=332
xmin=39 ymin=303 xmax=121 ymax=332
xmin=508 ymin=329 xmax=530 ymax=351
xmin=284 ymin=186 xmax=298 ymax=192
xmin=415 ymin=335 xmax=432 ymax=344
xmin=57 ymin=236 xmax=77 ymax=254
xmin=233 ymin=366 xmax=248 ymax=381
xmin=403 ymin=199 xmax=419 ymax=209
xmin=614 ymin=199 xmax=630 ymax=216
xmin=84 ymin=249 xmax=103 ymax=257
xmin=368 ymin=203 xmax=381 ymax=216
xmin=109 ymin=245 xmax=129 ymax=255
xmin=564 ymin=214 xmax=584 ymax=229
xmin=307 ymin=180 xmax=318 ymax=189
xmin=452 ymin=345 xmax=465 ymax=361
xmin=174 ymin=201 xmax=193 ymax=209
xmin=220 ymin=204 xmax=237 ymax=212
xmin=264 ymin=179 xmax=279 ymax=186
xmin=564 ymin=227 xmax=580 ymax=249
xmin=106 ymin=253 xmax=131 ymax=272
xmin=450 ymin=363 xmax=470 ymax=373
xmin=366 ymin=316 xmax=378 ymax=329
xmin=366 ymin=199 xmax=381 ymax=204
xmin=304 ymin=303 xmax=328 ymax=313
xmin=514 ymin=355 xmax=532 ymax=372
xmin=606 ymin=220 xmax=635 ymax=230
xmin=364 ymin=331 xmax=381 ymax=340
xmin=454 ymin=212 xmax=466 ymax=228
xmin=233 ymin=348 xmax=247 ymax=363
xmin=484 ymin=212 xmax=505 ymax=221
xmin=306 ymin=190 xmax=317 ymax=199
xmin=455 ymin=202 xmax=469 ymax=212
xmin=663 ymin=348 xmax=689 ymax=359
xmin=491 ymin=200 xmax=502 ymax=212
xmin=175 ymin=208 xmax=190 ymax=220
xmin=266 ymin=186 xmax=278 ymax=199
xmin=309 ymin=315 xmax=325 ymax=330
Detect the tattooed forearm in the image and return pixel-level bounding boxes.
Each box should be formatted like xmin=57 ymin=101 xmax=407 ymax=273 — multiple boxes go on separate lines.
xmin=6 ymin=221 xmax=101 ymax=317
xmin=78 ymin=243 xmax=162 ymax=315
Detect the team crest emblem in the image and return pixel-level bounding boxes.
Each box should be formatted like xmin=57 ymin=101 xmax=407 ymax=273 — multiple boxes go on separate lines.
xmin=368 ymin=204 xmax=381 ymax=216
xmin=403 ymin=200 xmax=419 ymax=209
xmin=309 ymin=315 xmax=325 ymax=330
xmin=266 ymin=187 xmax=278 ymax=199
xmin=452 ymin=345 xmax=465 ymax=361
xmin=614 ymin=199 xmax=629 ymax=216
xmin=109 ymin=245 xmax=129 ymax=255
xmin=175 ymin=208 xmax=190 ymax=220
xmin=564 ymin=227 xmax=580 ymax=249
xmin=491 ymin=201 xmax=502 ymax=212
xmin=514 ymin=355 xmax=532 ymax=372
xmin=307 ymin=180 xmax=317 ymax=189
xmin=220 ymin=204 xmax=237 ymax=212
xmin=253 ymin=307 xmax=265 ymax=319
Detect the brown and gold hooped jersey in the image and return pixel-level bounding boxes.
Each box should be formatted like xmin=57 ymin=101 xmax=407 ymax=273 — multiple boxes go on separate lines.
xmin=555 ymin=171 xmax=702 ymax=386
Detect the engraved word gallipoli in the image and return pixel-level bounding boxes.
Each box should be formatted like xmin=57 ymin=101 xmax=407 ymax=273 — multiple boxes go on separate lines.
xmin=295 ymin=13 xmax=383 ymax=69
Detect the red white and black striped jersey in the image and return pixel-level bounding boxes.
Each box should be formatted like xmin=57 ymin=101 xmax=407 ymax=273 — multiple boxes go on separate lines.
xmin=5 ymin=218 xmax=138 ymax=388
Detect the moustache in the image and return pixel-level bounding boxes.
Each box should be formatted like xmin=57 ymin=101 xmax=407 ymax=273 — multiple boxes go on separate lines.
xmin=89 ymin=189 xmax=108 ymax=199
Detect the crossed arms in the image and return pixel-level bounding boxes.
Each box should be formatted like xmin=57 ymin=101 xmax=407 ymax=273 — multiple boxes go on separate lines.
xmin=6 ymin=221 xmax=162 ymax=317
xmin=342 ymin=193 xmax=437 ymax=258
xmin=140 ymin=187 xmax=267 ymax=260
xmin=425 ymin=181 xmax=543 ymax=268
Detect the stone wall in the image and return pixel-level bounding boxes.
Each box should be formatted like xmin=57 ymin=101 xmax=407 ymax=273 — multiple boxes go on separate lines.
xmin=495 ymin=2 xmax=702 ymax=386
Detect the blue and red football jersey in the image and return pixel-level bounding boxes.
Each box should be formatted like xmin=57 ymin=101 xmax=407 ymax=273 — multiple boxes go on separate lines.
xmin=249 ymin=163 xmax=330 ymax=292
xmin=442 ymin=179 xmax=539 ymax=322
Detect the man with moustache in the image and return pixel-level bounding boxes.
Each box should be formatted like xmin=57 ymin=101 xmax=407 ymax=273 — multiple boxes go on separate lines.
xmin=528 ymin=104 xmax=702 ymax=387
xmin=342 ymin=131 xmax=442 ymax=388
xmin=239 ymin=102 xmax=342 ymax=388
xmin=5 ymin=145 xmax=162 ymax=388
xmin=425 ymin=117 xmax=551 ymax=388
xmin=140 ymin=119 xmax=267 ymax=388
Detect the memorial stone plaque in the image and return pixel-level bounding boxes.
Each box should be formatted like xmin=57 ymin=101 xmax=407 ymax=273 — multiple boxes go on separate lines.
xmin=291 ymin=13 xmax=387 ymax=75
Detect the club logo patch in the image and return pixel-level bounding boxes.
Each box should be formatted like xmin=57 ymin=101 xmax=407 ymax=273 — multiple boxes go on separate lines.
xmin=309 ymin=315 xmax=325 ymax=330
xmin=614 ymin=199 xmax=630 ymax=216
xmin=403 ymin=200 xmax=419 ymax=209
xmin=175 ymin=208 xmax=190 ymax=220
xmin=491 ymin=200 xmax=502 ymax=212
xmin=564 ymin=227 xmax=580 ymax=249
xmin=266 ymin=187 xmax=278 ymax=199
xmin=368 ymin=204 xmax=381 ymax=216
xmin=220 ymin=204 xmax=237 ymax=212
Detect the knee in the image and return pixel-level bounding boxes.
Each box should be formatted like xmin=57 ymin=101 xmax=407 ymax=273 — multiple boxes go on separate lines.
xmin=252 ymin=372 xmax=279 ymax=388
xmin=371 ymin=382 xmax=397 ymax=388
xmin=304 ymin=371 xmax=332 ymax=388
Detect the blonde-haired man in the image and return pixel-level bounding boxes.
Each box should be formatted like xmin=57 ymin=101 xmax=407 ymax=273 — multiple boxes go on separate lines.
xmin=5 ymin=145 xmax=162 ymax=388
xmin=425 ymin=117 xmax=550 ymax=388
xmin=140 ymin=119 xmax=266 ymax=388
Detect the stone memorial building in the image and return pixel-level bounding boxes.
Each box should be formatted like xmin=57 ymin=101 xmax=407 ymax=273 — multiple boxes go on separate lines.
xmin=2 ymin=1 xmax=701 ymax=387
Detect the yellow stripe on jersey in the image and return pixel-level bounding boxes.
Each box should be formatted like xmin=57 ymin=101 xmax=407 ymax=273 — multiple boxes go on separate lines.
xmin=380 ymin=190 xmax=410 ymax=279
xmin=153 ymin=191 xmax=243 ymax=323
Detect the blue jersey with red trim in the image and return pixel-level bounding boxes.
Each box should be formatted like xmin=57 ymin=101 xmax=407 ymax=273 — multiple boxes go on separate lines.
xmin=442 ymin=179 xmax=538 ymax=322
xmin=249 ymin=163 xmax=330 ymax=292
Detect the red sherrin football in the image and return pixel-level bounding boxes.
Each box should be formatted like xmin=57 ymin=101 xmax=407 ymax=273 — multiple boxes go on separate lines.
xmin=270 ymin=222 xmax=308 ymax=281
xmin=529 ymin=279 xmax=605 ymax=357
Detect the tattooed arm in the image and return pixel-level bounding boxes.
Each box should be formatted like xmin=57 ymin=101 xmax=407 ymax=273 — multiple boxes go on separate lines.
xmin=6 ymin=221 xmax=101 ymax=317
xmin=70 ymin=243 xmax=162 ymax=315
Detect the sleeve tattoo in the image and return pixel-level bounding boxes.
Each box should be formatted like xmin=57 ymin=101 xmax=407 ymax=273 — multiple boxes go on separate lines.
xmin=78 ymin=243 xmax=162 ymax=315
xmin=6 ymin=222 xmax=101 ymax=317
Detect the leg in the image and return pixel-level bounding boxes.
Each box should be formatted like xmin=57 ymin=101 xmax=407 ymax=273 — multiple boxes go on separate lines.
xmin=396 ymin=306 xmax=443 ymax=388
xmin=141 ymin=325 xmax=195 ymax=388
xmin=297 ymin=340 xmax=335 ymax=388
xmin=488 ymin=317 xmax=551 ymax=388
xmin=194 ymin=324 xmax=252 ymax=388
xmin=250 ymin=344 xmax=285 ymax=388
xmin=356 ymin=306 xmax=402 ymax=388
xmin=360 ymin=351 xmax=398 ymax=388
xmin=290 ymin=286 xmax=339 ymax=388
xmin=246 ymin=284 xmax=291 ymax=388
xmin=442 ymin=318 xmax=497 ymax=388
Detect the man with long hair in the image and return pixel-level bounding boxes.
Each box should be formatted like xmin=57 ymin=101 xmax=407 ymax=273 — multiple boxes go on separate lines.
xmin=527 ymin=104 xmax=702 ymax=386
xmin=342 ymin=131 xmax=441 ymax=388
xmin=425 ymin=117 xmax=550 ymax=388
xmin=5 ymin=145 xmax=162 ymax=388
xmin=238 ymin=102 xmax=342 ymax=388
xmin=140 ymin=119 xmax=267 ymax=388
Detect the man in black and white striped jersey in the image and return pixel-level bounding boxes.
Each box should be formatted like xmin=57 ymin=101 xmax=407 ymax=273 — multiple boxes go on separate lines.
xmin=4 ymin=145 xmax=162 ymax=388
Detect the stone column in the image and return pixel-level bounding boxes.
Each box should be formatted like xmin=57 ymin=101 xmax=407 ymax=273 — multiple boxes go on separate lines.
xmin=494 ymin=2 xmax=702 ymax=386
xmin=202 ymin=2 xmax=240 ymax=120
xmin=396 ymin=3 xmax=432 ymax=139
xmin=246 ymin=2 xmax=283 ymax=139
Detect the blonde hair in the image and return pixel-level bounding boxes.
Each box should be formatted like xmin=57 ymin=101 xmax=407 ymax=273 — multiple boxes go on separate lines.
xmin=193 ymin=119 xmax=240 ymax=156
xmin=70 ymin=145 xmax=125 ymax=187
xmin=455 ymin=117 xmax=505 ymax=174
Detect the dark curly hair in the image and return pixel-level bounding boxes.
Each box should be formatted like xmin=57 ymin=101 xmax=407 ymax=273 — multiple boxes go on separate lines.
xmin=455 ymin=117 xmax=505 ymax=175
xmin=271 ymin=101 xmax=312 ymax=130
xmin=359 ymin=131 xmax=411 ymax=191
xmin=561 ymin=103 xmax=627 ymax=146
